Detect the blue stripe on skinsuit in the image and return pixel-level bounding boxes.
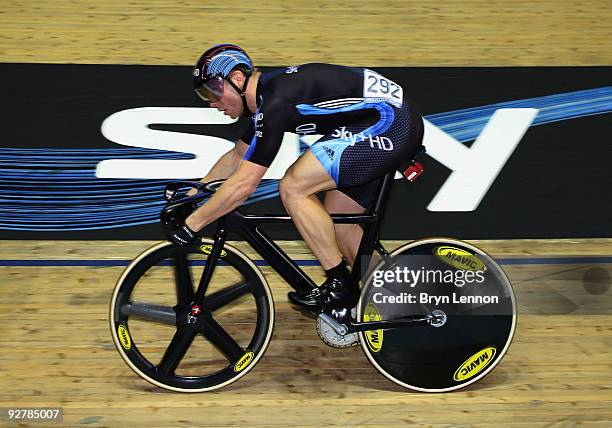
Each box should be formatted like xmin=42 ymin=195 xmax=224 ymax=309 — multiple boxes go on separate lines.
xmin=296 ymin=101 xmax=395 ymax=183
xmin=243 ymin=101 xmax=263 ymax=161
xmin=243 ymin=132 xmax=257 ymax=160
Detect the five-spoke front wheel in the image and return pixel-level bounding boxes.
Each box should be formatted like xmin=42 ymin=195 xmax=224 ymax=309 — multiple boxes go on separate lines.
xmin=109 ymin=240 xmax=274 ymax=392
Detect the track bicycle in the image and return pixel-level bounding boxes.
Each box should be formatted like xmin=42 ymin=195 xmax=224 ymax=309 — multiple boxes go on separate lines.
xmin=109 ymin=169 xmax=516 ymax=392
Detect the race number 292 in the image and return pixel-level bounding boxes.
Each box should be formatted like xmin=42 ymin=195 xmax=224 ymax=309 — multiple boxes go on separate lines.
xmin=1 ymin=408 xmax=63 ymax=423
xmin=363 ymin=69 xmax=403 ymax=108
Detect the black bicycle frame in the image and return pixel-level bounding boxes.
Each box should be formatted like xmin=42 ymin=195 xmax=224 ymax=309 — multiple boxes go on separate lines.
xmin=212 ymin=172 xmax=395 ymax=294
xmin=162 ymin=172 xmax=394 ymax=294
xmin=161 ymin=171 xmax=439 ymax=331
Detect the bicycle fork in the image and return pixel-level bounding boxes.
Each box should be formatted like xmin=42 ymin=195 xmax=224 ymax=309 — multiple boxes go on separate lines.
xmin=184 ymin=227 xmax=228 ymax=322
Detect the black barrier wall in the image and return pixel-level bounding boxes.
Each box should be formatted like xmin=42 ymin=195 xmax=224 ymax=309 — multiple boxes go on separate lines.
xmin=1 ymin=64 xmax=611 ymax=239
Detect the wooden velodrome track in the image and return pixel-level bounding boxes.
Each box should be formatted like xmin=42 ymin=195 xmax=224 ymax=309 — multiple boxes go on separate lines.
xmin=1 ymin=1 xmax=611 ymax=426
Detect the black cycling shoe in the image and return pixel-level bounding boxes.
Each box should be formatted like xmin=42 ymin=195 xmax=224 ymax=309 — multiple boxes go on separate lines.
xmin=288 ymin=277 xmax=360 ymax=312
xmin=287 ymin=285 xmax=326 ymax=310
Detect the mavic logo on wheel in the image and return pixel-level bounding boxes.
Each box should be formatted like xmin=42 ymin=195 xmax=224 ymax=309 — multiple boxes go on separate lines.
xmin=117 ymin=324 xmax=131 ymax=350
xmin=363 ymin=304 xmax=383 ymax=353
xmin=453 ymin=346 xmax=497 ymax=381
xmin=434 ymin=246 xmax=486 ymax=271
xmin=234 ymin=351 xmax=255 ymax=372
xmin=200 ymin=245 xmax=227 ymax=257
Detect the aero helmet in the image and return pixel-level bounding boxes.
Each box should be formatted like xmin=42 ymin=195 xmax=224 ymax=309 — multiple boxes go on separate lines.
xmin=193 ymin=44 xmax=254 ymax=114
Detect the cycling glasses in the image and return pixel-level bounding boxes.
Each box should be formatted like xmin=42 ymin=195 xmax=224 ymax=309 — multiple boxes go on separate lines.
xmin=194 ymin=76 xmax=225 ymax=102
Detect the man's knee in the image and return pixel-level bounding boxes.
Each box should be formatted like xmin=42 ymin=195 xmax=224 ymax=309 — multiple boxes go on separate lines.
xmin=279 ymin=170 xmax=301 ymax=207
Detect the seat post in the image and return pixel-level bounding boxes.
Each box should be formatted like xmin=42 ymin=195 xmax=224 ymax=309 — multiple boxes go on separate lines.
xmin=350 ymin=172 xmax=395 ymax=283
xmin=370 ymin=172 xmax=395 ymax=215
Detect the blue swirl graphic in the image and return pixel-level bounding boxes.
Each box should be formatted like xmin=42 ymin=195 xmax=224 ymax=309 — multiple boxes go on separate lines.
xmin=1 ymin=87 xmax=611 ymax=231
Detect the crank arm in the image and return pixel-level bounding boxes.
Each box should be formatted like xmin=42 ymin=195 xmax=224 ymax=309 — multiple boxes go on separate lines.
xmin=348 ymin=315 xmax=437 ymax=333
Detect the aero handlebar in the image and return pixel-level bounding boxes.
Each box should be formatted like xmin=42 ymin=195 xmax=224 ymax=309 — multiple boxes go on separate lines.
xmin=160 ymin=179 xmax=226 ymax=228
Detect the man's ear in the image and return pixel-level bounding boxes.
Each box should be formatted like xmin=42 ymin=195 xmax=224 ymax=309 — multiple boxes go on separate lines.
xmin=229 ymin=69 xmax=245 ymax=86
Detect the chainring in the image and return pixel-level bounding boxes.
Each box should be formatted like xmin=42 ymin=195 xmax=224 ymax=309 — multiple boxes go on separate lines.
xmin=316 ymin=315 xmax=359 ymax=348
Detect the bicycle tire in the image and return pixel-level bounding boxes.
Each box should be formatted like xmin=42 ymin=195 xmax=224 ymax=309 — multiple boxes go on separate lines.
xmin=357 ymin=237 xmax=517 ymax=392
xmin=109 ymin=239 xmax=274 ymax=392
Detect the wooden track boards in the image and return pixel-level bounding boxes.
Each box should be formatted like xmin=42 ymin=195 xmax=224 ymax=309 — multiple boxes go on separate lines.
xmin=1 ymin=0 xmax=612 ymax=425
xmin=1 ymin=1 xmax=611 ymax=66
xmin=1 ymin=240 xmax=611 ymax=426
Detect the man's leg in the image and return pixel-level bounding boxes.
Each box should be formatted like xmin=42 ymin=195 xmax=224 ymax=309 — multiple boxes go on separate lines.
xmin=279 ymin=150 xmax=360 ymax=312
xmin=278 ymin=150 xmax=340 ymax=269
xmin=323 ymin=190 xmax=365 ymax=267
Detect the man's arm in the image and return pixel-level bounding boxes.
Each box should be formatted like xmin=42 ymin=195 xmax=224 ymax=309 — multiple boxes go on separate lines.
xmin=186 ymin=140 xmax=249 ymax=196
xmin=202 ymin=139 xmax=249 ymax=181
xmin=185 ymin=159 xmax=267 ymax=232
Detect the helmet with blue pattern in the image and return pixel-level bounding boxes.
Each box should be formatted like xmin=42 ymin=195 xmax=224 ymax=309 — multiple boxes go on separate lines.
xmin=193 ymin=44 xmax=254 ymax=114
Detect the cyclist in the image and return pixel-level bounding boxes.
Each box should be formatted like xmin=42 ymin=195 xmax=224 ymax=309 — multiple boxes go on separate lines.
xmin=169 ymin=44 xmax=424 ymax=318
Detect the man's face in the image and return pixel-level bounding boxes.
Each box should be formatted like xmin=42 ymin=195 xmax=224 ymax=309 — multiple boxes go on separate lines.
xmin=210 ymin=74 xmax=244 ymax=119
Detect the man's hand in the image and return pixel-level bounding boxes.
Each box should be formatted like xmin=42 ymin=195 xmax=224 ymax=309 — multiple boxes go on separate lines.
xmin=183 ymin=160 xmax=267 ymax=232
xmin=168 ymin=223 xmax=198 ymax=246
